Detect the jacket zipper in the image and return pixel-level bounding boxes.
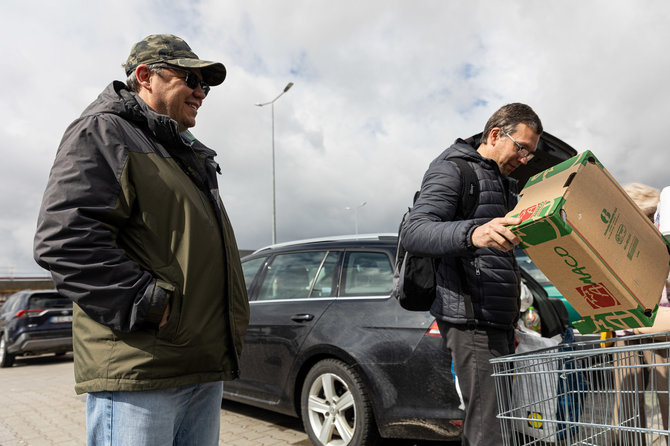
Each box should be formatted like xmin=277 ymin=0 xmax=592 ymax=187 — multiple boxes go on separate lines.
xmin=182 ymin=141 xmax=215 ymax=222
xmin=473 ymin=257 xmax=483 ymax=306
xmin=178 ymin=132 xmax=242 ymax=376
xmin=188 ymin=168 xmax=214 ymax=222
xmin=186 ymin=144 xmax=242 ymax=377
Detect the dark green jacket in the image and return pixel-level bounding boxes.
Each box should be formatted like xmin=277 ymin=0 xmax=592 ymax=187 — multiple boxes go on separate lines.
xmin=34 ymin=81 xmax=250 ymax=394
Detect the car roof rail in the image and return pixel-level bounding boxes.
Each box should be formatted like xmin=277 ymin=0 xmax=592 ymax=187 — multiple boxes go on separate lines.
xmin=251 ymin=233 xmax=398 ymax=255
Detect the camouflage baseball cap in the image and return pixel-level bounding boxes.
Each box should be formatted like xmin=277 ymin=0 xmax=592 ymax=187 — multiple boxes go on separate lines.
xmin=124 ymin=34 xmax=226 ymax=86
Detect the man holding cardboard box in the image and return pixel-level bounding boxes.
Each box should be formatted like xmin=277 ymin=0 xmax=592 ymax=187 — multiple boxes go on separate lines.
xmin=401 ymin=103 xmax=542 ymax=445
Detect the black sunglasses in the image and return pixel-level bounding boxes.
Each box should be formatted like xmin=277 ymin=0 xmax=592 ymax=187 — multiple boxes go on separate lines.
xmin=157 ymin=65 xmax=210 ymax=96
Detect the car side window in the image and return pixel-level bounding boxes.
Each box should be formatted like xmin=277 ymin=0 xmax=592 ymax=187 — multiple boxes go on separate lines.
xmin=311 ymin=252 xmax=339 ymax=298
xmin=0 ymin=300 xmax=8 ymax=315
xmin=241 ymin=257 xmax=268 ymax=294
xmin=257 ymin=251 xmax=329 ymax=301
xmin=342 ymin=251 xmax=393 ymax=296
xmin=1 ymin=295 xmax=20 ymax=315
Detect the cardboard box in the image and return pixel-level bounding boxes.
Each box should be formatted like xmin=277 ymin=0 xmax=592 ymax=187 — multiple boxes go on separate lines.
xmin=508 ymin=151 xmax=670 ymax=333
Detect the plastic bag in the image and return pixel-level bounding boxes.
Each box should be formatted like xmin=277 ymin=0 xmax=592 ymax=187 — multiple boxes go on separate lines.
xmin=512 ymin=329 xmax=561 ymax=441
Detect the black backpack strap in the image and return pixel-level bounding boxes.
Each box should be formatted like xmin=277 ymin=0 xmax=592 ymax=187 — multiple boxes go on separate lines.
xmin=450 ymin=157 xmax=479 ymax=219
xmin=451 ymin=157 xmax=480 ymax=329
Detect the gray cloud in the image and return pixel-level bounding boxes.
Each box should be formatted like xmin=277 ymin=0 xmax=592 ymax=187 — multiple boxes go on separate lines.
xmin=2 ymin=0 xmax=669 ymax=275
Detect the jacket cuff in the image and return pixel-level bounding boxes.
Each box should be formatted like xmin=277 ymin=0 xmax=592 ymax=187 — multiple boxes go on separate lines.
xmin=145 ymin=280 xmax=174 ymax=328
xmin=465 ymin=225 xmax=478 ymax=251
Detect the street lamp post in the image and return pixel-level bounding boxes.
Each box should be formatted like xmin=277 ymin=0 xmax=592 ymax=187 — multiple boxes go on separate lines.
xmin=256 ymin=82 xmax=294 ymax=245
xmin=345 ymin=201 xmax=367 ymax=234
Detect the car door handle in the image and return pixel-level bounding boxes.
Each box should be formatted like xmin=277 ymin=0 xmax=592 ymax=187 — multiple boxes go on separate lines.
xmin=291 ymin=313 xmax=314 ymax=322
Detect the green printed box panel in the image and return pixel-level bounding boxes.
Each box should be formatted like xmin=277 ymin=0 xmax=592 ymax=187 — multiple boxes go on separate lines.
xmin=514 ymin=220 xmax=563 ymax=249
xmin=511 ymin=208 xmax=573 ymax=249
xmin=523 ymin=150 xmax=602 ymax=189
xmin=572 ymin=305 xmax=658 ymax=333
xmin=510 ymin=196 xmax=564 ymax=223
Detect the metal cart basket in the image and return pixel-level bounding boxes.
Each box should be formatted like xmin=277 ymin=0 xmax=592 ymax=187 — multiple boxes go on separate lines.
xmin=491 ymin=331 xmax=669 ymax=445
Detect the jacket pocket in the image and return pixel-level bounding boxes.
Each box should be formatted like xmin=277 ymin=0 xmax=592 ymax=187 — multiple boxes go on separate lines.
xmin=156 ymin=286 xmax=182 ymax=343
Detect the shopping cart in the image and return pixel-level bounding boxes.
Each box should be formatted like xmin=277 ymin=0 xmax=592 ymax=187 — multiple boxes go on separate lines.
xmin=491 ymin=331 xmax=669 ymax=445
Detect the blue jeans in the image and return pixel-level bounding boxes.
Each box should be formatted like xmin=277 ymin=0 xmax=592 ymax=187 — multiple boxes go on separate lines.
xmin=86 ymin=381 xmax=223 ymax=446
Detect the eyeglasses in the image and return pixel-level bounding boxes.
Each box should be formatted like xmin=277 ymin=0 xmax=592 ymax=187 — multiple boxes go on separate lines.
xmin=156 ymin=65 xmax=210 ymax=96
xmin=500 ymin=129 xmax=534 ymax=161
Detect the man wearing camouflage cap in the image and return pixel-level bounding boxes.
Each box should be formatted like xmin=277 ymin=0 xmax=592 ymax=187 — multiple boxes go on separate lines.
xmin=34 ymin=34 xmax=249 ymax=445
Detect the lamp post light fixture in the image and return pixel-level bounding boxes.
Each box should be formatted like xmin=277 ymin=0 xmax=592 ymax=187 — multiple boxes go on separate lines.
xmin=345 ymin=201 xmax=367 ymax=234
xmin=255 ymin=82 xmax=294 ymax=244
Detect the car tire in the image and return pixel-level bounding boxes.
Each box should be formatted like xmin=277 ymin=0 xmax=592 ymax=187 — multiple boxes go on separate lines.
xmin=300 ymin=359 xmax=379 ymax=446
xmin=0 ymin=335 xmax=15 ymax=368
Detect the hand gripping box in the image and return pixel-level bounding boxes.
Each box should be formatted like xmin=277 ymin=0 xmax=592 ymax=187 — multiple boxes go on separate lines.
xmin=507 ymin=151 xmax=670 ymax=333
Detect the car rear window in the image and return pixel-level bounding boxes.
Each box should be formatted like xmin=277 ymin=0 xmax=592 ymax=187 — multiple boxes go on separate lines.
xmin=28 ymin=294 xmax=72 ymax=310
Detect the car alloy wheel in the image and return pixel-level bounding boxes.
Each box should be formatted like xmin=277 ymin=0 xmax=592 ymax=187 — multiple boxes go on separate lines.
xmin=0 ymin=336 xmax=15 ymax=368
xmin=300 ymin=359 xmax=379 ymax=446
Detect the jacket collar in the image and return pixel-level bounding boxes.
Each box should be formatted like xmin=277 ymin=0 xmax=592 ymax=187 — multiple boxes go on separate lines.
xmin=82 ymin=82 xmax=218 ymax=161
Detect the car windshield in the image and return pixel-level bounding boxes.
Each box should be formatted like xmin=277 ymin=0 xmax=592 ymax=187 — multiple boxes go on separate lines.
xmin=241 ymin=256 xmax=267 ymax=293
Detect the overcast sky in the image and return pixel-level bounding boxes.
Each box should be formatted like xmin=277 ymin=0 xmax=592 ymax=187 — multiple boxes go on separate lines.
xmin=2 ymin=1 xmax=669 ymax=276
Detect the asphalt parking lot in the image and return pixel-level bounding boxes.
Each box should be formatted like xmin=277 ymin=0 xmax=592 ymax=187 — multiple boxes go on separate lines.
xmin=0 ymin=354 xmax=457 ymax=446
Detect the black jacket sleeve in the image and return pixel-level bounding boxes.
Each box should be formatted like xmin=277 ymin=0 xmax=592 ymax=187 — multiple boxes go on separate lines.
xmin=33 ymin=114 xmax=169 ymax=332
xmin=401 ymin=158 xmax=479 ymax=257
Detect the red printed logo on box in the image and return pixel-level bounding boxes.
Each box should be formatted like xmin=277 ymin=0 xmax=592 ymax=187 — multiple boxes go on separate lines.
xmin=519 ymin=204 xmax=539 ymax=222
xmin=576 ymin=283 xmax=620 ymax=309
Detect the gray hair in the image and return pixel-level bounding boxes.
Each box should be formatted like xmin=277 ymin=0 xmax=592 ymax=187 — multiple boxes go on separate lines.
xmin=480 ymin=103 xmax=543 ymax=145
xmin=623 ymin=183 xmax=660 ymax=219
xmin=125 ymin=63 xmax=165 ymax=92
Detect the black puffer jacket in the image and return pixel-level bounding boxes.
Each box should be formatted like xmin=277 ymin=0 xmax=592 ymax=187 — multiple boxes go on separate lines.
xmin=401 ymin=139 xmax=521 ymax=329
